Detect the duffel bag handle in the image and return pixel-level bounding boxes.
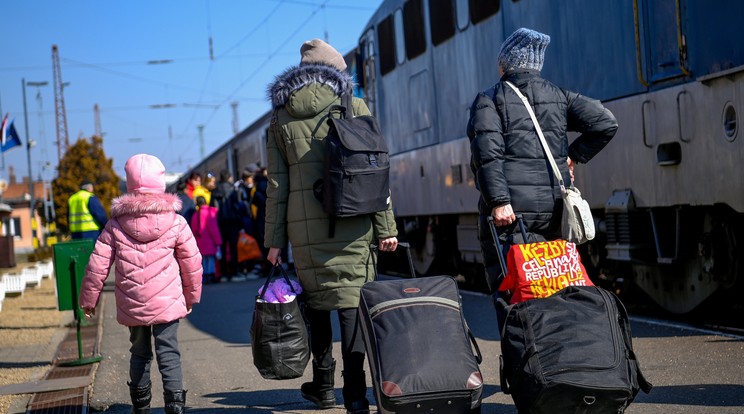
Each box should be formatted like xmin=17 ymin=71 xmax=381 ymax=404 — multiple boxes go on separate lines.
xmin=467 ymin=327 xmax=483 ymax=365
xmin=499 ymin=355 xmax=511 ymax=394
xmin=258 ymin=262 xmax=298 ymax=300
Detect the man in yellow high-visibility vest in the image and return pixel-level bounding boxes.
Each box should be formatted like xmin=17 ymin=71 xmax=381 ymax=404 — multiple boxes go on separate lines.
xmin=68 ymin=180 xmax=108 ymax=240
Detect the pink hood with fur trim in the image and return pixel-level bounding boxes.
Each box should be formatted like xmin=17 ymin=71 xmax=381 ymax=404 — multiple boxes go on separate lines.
xmin=79 ymin=192 xmax=203 ymax=326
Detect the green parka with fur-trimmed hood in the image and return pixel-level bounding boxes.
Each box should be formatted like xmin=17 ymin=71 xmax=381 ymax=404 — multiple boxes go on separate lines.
xmin=265 ymin=63 xmax=398 ymax=311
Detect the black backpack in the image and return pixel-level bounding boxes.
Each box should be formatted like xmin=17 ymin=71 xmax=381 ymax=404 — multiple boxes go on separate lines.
xmin=213 ymin=182 xmax=236 ymax=223
xmin=313 ymin=93 xmax=390 ymax=234
xmin=500 ymin=286 xmax=652 ymax=414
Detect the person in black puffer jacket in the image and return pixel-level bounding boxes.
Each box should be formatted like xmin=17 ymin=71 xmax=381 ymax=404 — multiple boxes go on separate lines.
xmin=210 ymin=169 xmax=238 ymax=281
xmin=467 ymin=27 xmax=618 ymax=294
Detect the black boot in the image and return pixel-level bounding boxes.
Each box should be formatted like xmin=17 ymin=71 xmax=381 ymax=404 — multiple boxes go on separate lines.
xmin=163 ymin=389 xmax=187 ymax=414
xmin=301 ymin=360 xmax=337 ymax=409
xmin=128 ymin=381 xmax=151 ymax=414
xmin=342 ymin=370 xmax=370 ymax=414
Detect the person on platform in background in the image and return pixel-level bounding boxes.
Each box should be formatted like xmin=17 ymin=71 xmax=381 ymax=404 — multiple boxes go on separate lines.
xmin=68 ymin=179 xmax=108 ymax=240
xmin=467 ymin=27 xmax=617 ymax=295
xmin=191 ymin=196 xmax=223 ymax=284
xmin=79 ymin=153 xmax=202 ymax=414
xmin=175 ymin=180 xmax=196 ymax=225
xmin=231 ymin=168 xmax=255 ymax=237
xmin=211 ymin=169 xmax=238 ymax=281
xmin=229 ymin=167 xmax=256 ymax=281
xmin=192 ymin=173 xmax=215 ymax=205
xmin=247 ymin=163 xmax=270 ymax=277
xmin=185 ymin=172 xmax=201 ymax=200
xmin=265 ymin=38 xmax=399 ymax=414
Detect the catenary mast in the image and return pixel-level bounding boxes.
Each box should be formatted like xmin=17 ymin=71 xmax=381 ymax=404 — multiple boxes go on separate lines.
xmin=52 ymin=45 xmax=69 ymax=163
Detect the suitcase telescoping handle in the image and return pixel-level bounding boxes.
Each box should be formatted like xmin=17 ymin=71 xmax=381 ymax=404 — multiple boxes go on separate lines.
xmin=487 ymin=216 xmax=508 ymax=283
xmin=369 ymin=241 xmax=416 ymax=280
xmin=487 ymin=215 xmax=528 ymax=285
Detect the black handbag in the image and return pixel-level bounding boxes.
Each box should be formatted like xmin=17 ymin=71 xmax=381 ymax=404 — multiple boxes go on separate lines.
xmin=250 ymin=263 xmax=310 ymax=380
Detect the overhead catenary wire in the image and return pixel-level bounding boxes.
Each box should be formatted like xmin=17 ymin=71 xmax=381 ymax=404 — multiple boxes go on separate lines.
xmin=171 ymin=0 xmax=288 ymax=166
xmin=216 ymin=0 xmax=286 ymax=60
xmin=58 ymin=56 xmax=254 ymax=102
xmin=174 ymin=0 xmax=332 ymax=163
xmin=0 ymin=1 xmax=377 ymax=175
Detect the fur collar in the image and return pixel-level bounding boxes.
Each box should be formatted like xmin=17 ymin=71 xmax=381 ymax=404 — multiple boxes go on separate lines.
xmin=111 ymin=192 xmax=182 ymax=218
xmin=266 ymin=63 xmax=354 ymax=109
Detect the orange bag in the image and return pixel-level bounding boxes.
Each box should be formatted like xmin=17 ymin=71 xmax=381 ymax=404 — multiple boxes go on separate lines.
xmin=237 ymin=231 xmax=262 ymax=262
xmin=500 ymin=239 xmax=593 ymax=304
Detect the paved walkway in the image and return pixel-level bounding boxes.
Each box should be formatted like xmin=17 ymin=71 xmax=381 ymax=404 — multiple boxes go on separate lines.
xmin=0 ymin=314 xmax=77 ymax=414
xmin=0 ymin=257 xmax=98 ymax=414
xmin=22 ymin=312 xmax=101 ymax=414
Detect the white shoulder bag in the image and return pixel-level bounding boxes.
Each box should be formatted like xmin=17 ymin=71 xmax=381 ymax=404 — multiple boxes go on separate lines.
xmin=504 ymin=81 xmax=595 ymax=244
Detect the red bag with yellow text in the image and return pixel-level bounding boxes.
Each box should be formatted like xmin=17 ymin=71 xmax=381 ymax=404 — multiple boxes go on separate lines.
xmin=237 ymin=231 xmax=263 ymax=263
xmin=499 ymin=239 xmax=593 ymax=304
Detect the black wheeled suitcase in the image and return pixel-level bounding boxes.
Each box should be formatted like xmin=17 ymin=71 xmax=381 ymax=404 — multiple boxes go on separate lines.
xmin=488 ymin=217 xmax=652 ymax=413
xmin=359 ymin=244 xmax=484 ymax=414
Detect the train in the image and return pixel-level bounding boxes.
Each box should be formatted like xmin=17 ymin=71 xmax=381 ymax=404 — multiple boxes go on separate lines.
xmin=178 ymin=0 xmax=744 ymax=315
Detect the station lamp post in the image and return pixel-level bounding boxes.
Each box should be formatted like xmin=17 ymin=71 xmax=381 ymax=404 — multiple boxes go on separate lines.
xmin=22 ymin=79 xmax=48 ymax=226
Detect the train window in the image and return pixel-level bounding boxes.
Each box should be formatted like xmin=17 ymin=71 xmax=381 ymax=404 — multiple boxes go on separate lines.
xmin=377 ymin=14 xmax=397 ymax=76
xmin=723 ymin=103 xmax=738 ymax=141
xmin=456 ymin=0 xmax=469 ymax=30
xmin=1 ymin=217 xmax=21 ymax=238
xmin=429 ymin=0 xmax=455 ymax=45
xmin=394 ymin=9 xmax=406 ymax=64
xmin=403 ymin=0 xmax=426 ymax=60
xmin=469 ymin=0 xmax=499 ymax=24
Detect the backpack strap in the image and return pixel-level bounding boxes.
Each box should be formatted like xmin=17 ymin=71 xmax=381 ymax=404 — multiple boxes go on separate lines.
xmin=504 ymin=81 xmax=567 ymax=192
xmin=326 ymin=91 xmax=355 ymax=238
xmin=341 ymin=92 xmax=354 ymax=118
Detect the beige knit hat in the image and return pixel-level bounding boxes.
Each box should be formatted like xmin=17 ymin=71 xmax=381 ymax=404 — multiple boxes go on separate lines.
xmin=300 ymin=39 xmax=347 ymax=71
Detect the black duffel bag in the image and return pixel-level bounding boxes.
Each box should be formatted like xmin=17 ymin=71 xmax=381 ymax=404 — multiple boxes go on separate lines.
xmin=250 ymin=264 xmax=309 ymax=380
xmin=500 ymin=286 xmax=652 ymax=413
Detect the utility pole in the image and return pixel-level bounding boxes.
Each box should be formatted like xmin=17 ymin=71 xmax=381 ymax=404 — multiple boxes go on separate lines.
xmin=231 ymin=101 xmax=239 ymax=135
xmin=52 ymin=45 xmax=69 ymax=164
xmin=197 ymin=125 xmax=205 ymax=159
xmin=26 ymin=81 xmax=48 ymax=180
xmin=22 ymin=79 xmax=34 ymax=223
xmin=0 ymin=91 xmax=5 ymax=171
xmin=94 ymin=104 xmax=102 ymax=138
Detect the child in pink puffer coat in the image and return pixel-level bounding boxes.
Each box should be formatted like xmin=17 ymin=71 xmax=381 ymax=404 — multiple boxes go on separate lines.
xmin=80 ymin=153 xmax=202 ymax=414
xmin=191 ymin=195 xmax=222 ymax=284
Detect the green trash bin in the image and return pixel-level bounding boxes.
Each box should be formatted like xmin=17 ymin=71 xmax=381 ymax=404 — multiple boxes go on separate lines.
xmin=53 ymin=239 xmax=95 ymax=311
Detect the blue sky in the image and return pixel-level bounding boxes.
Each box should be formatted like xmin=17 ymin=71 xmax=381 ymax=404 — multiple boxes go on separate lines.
xmin=0 ymin=0 xmax=382 ymax=183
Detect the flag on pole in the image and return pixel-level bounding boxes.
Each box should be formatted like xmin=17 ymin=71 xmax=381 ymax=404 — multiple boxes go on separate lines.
xmin=1 ymin=113 xmax=22 ymax=153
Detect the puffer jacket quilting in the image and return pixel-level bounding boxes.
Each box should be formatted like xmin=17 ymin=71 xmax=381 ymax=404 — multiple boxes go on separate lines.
xmin=265 ymin=63 xmax=398 ymax=311
xmin=79 ymin=192 xmax=203 ymax=326
xmin=467 ymin=69 xmax=617 ymax=237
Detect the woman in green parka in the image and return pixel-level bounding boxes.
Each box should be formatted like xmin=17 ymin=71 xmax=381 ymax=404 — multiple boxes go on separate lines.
xmin=265 ymin=39 xmax=398 ymax=414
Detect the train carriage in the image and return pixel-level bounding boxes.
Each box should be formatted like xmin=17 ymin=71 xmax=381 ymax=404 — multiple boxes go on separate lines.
xmin=183 ymin=0 xmax=744 ymax=314
xmin=351 ymin=0 xmax=744 ymax=314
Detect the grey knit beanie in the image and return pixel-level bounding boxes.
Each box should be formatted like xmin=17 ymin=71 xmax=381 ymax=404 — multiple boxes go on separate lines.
xmin=300 ymin=38 xmax=347 ymax=71
xmin=498 ymin=28 xmax=550 ymax=72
